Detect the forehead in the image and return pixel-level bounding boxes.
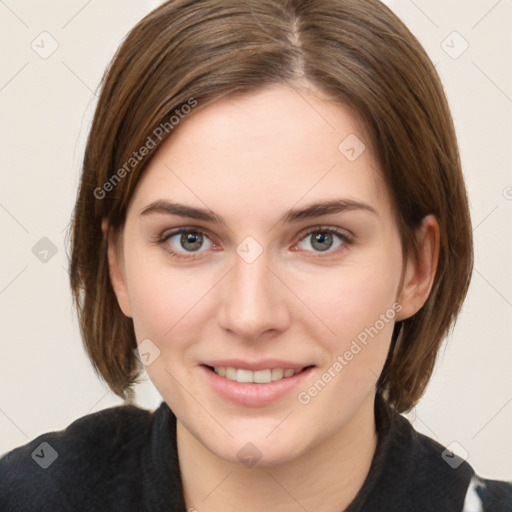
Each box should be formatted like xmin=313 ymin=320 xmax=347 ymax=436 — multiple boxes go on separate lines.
xmin=128 ymin=84 xmax=391 ymax=226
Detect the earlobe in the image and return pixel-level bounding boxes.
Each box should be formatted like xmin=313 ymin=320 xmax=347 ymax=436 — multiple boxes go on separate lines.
xmin=102 ymin=219 xmax=132 ymax=318
xmin=395 ymin=215 xmax=440 ymax=321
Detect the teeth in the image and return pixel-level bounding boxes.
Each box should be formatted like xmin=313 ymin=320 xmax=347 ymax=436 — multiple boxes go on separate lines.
xmin=271 ymin=368 xmax=284 ymax=381
xmin=213 ymin=366 xmax=303 ymax=383
xmin=225 ymin=367 xmax=237 ymax=380
xmin=237 ymin=369 xmax=254 ymax=383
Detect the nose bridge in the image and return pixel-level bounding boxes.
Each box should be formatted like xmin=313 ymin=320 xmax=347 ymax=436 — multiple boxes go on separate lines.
xmin=218 ymin=245 xmax=289 ymax=339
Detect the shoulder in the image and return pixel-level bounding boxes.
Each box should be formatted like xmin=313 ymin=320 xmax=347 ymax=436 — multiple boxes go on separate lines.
xmin=413 ymin=429 xmax=512 ymax=511
xmin=368 ymin=396 xmax=512 ymax=511
xmin=398 ymin=415 xmax=512 ymax=511
xmin=0 ymin=403 xmax=155 ymax=511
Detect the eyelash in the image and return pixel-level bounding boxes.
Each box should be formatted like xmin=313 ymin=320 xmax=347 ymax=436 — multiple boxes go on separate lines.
xmin=154 ymin=226 xmax=353 ymax=261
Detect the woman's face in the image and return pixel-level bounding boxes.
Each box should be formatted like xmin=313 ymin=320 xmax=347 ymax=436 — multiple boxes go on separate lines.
xmin=110 ymin=84 xmax=424 ymax=466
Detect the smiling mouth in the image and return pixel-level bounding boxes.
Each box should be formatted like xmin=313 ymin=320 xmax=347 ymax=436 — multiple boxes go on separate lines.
xmin=204 ymin=365 xmax=314 ymax=384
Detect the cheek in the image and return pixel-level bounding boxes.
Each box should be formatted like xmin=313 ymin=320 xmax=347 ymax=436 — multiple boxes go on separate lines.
xmin=292 ymin=265 xmax=401 ymax=417
xmin=292 ymin=256 xmax=402 ymax=340
xmin=287 ymin=245 xmax=403 ymax=388
xmin=123 ymin=247 xmax=221 ymax=366
xmin=126 ymin=264 xmax=200 ymax=341
xmin=124 ymin=261 xmax=211 ymax=395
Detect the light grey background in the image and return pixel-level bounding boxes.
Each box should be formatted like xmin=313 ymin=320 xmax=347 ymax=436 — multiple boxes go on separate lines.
xmin=1 ymin=0 xmax=511 ymax=479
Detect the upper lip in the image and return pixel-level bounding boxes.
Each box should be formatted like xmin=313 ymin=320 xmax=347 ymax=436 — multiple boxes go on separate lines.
xmin=202 ymin=359 xmax=314 ymax=371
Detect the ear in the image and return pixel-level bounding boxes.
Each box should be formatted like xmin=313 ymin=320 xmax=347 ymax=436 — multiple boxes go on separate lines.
xmin=102 ymin=219 xmax=132 ymax=318
xmin=395 ymin=215 xmax=440 ymax=321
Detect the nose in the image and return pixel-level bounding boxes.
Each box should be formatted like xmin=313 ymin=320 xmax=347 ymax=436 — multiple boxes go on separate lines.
xmin=217 ymin=248 xmax=291 ymax=340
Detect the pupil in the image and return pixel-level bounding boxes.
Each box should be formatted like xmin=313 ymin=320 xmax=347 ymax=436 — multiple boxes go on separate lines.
xmin=312 ymin=232 xmax=332 ymax=251
xmin=182 ymin=232 xmax=203 ymax=251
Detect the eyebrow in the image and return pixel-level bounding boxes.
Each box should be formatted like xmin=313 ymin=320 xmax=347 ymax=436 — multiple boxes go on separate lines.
xmin=140 ymin=198 xmax=378 ymax=224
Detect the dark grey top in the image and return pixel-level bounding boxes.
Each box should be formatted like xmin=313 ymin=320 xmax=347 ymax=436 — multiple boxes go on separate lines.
xmin=1 ymin=393 xmax=511 ymax=511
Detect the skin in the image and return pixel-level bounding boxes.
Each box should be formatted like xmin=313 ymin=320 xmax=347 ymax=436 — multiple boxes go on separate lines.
xmin=106 ymin=83 xmax=439 ymax=511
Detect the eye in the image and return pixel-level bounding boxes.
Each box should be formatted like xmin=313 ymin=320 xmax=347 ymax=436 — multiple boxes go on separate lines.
xmin=159 ymin=228 xmax=216 ymax=258
xmin=155 ymin=226 xmax=351 ymax=260
xmin=296 ymin=227 xmax=352 ymax=254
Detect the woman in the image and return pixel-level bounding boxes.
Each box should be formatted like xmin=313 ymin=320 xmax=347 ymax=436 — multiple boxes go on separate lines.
xmin=1 ymin=0 xmax=510 ymax=510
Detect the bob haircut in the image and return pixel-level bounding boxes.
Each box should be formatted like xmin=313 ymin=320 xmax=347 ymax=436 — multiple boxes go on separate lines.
xmin=69 ymin=0 xmax=473 ymax=413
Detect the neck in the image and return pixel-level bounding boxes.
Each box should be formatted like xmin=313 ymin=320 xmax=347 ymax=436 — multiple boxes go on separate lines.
xmin=177 ymin=391 xmax=378 ymax=512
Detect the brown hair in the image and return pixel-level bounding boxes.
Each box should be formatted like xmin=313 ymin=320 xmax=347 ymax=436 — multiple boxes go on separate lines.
xmin=69 ymin=0 xmax=473 ymax=413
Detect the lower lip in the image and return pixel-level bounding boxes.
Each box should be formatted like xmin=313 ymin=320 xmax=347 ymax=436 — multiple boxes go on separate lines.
xmin=200 ymin=365 xmax=315 ymax=408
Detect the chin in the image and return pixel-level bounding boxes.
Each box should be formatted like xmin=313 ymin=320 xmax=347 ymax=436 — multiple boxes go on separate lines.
xmin=211 ymin=436 xmax=308 ymax=468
